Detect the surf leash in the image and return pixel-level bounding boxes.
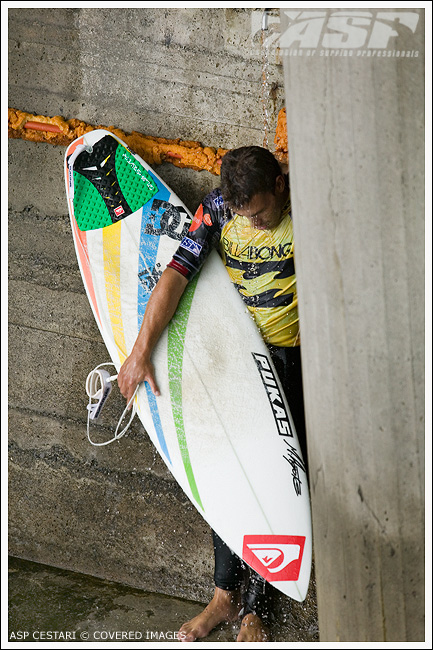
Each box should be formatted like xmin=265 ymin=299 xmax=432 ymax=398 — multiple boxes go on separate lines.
xmin=85 ymin=362 xmax=137 ymax=446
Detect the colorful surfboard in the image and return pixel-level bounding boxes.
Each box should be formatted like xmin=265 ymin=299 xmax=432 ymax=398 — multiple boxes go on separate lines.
xmin=65 ymin=130 xmax=312 ymax=601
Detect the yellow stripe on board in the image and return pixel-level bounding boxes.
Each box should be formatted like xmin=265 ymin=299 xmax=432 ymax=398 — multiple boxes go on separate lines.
xmin=103 ymin=220 xmax=127 ymax=364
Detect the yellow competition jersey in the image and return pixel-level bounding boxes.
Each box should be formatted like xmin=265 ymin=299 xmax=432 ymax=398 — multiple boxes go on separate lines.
xmin=169 ymin=188 xmax=300 ymax=347
xmin=221 ymin=205 xmax=299 ymax=346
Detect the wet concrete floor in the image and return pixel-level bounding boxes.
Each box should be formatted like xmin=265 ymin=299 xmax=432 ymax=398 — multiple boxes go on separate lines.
xmin=8 ymin=557 xmax=318 ymax=645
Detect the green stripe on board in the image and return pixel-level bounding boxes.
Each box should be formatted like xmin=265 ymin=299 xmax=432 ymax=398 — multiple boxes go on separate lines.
xmin=167 ymin=274 xmax=203 ymax=511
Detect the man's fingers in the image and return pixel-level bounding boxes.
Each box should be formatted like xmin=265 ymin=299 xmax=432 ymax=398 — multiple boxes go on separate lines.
xmin=147 ymin=375 xmax=161 ymax=397
xmin=124 ymin=377 xmax=160 ymax=411
xmin=118 ymin=356 xmax=161 ymax=407
xmin=144 ymin=368 xmax=160 ymax=397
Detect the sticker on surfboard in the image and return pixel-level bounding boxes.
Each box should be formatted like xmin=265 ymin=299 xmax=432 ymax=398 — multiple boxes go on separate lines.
xmin=68 ymin=134 xmax=158 ymax=231
xmin=242 ymin=535 xmax=306 ymax=582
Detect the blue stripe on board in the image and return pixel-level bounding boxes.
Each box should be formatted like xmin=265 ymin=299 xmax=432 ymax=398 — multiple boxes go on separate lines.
xmin=145 ymin=383 xmax=171 ymax=463
xmin=137 ymin=171 xmax=171 ymax=464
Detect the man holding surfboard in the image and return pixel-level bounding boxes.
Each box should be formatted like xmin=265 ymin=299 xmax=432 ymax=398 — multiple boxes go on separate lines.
xmin=118 ymin=146 xmax=307 ymax=642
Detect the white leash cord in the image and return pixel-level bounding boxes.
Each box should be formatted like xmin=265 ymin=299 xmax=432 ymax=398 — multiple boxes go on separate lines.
xmin=86 ymin=362 xmax=137 ymax=446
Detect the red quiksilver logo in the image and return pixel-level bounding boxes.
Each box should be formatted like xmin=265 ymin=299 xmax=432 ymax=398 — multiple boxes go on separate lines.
xmin=114 ymin=206 xmax=125 ymax=217
xmin=242 ymin=535 xmax=305 ymax=582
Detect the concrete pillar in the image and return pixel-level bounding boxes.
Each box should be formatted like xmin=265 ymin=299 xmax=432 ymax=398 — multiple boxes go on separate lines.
xmin=280 ymin=8 xmax=425 ymax=642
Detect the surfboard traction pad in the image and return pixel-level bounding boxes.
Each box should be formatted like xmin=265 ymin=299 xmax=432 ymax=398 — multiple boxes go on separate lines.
xmin=71 ymin=134 xmax=159 ymax=231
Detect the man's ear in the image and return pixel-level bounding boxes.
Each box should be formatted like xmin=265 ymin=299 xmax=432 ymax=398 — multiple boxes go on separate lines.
xmin=275 ymin=174 xmax=286 ymax=194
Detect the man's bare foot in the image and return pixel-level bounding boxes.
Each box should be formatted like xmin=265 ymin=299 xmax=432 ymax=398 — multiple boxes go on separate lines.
xmin=237 ymin=613 xmax=269 ymax=642
xmin=178 ymin=587 xmax=241 ymax=642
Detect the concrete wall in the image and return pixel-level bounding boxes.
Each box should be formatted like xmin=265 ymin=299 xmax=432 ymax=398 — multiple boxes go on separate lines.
xmin=8 ymin=7 xmax=318 ymax=639
xmin=280 ymin=8 xmax=425 ymax=642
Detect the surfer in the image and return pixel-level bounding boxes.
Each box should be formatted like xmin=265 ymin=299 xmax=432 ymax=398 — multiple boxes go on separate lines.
xmin=118 ymin=146 xmax=307 ymax=642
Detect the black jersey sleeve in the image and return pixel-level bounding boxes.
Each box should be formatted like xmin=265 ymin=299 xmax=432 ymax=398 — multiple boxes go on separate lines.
xmin=168 ymin=189 xmax=227 ymax=280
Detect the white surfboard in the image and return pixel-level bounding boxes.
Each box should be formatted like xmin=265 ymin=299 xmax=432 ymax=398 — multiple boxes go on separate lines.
xmin=65 ymin=129 xmax=312 ymax=601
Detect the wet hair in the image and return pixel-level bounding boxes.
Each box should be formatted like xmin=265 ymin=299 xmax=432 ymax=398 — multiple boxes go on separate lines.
xmin=220 ymin=146 xmax=282 ymax=211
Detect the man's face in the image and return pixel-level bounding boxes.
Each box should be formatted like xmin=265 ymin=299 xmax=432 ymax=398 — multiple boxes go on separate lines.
xmin=234 ymin=175 xmax=288 ymax=231
xmin=235 ymin=192 xmax=282 ymax=230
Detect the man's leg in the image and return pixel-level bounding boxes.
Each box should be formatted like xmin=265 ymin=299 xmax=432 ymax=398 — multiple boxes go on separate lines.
xmin=238 ymin=346 xmax=305 ymax=641
xmin=213 ymin=532 xmax=269 ymax=642
xmin=268 ymin=345 xmax=308 ymax=468
xmin=242 ymin=572 xmax=269 ymax=619
xmin=213 ymin=530 xmax=244 ymax=590
xmin=237 ymin=571 xmax=270 ymax=641
xmin=178 ymin=531 xmax=243 ymax=641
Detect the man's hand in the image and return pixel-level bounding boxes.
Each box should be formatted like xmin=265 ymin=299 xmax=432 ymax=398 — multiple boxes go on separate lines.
xmin=117 ymin=266 xmax=188 ymax=408
xmin=118 ymin=351 xmax=160 ymax=407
